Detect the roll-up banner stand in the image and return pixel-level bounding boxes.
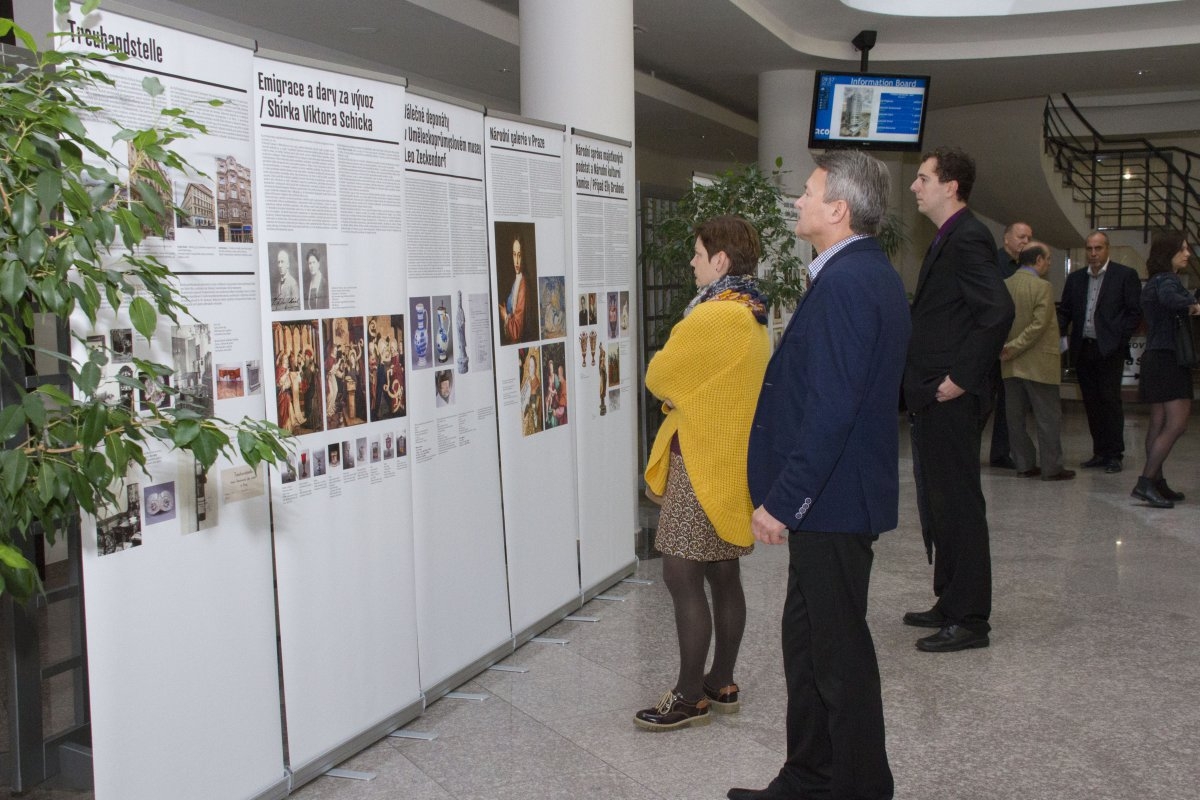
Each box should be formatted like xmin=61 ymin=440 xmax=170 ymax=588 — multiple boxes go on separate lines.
xmin=57 ymin=5 xmax=287 ymax=799
xmin=403 ymin=89 xmax=512 ymax=696
xmin=252 ymin=52 xmax=421 ymax=778
xmin=483 ymin=112 xmax=582 ymax=637
xmin=568 ymin=129 xmax=638 ymax=595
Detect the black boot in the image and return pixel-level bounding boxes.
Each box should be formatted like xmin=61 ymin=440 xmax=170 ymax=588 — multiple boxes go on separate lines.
xmin=1155 ymin=478 xmax=1185 ymax=502
xmin=1133 ymin=476 xmax=1174 ymax=508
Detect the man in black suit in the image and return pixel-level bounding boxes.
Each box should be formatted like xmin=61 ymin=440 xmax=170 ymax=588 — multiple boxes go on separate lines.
xmin=903 ymin=147 xmax=1014 ymax=653
xmin=982 ymin=220 xmax=1035 ymax=470
xmin=1057 ymin=231 xmax=1142 ymax=473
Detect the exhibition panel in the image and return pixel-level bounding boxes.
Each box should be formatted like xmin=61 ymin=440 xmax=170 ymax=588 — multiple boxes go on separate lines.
xmin=484 ymin=114 xmax=582 ymax=636
xmin=61 ymin=5 xmax=288 ymax=799
xmin=404 ymin=92 xmax=512 ymax=694
xmin=253 ymin=54 xmax=422 ymax=774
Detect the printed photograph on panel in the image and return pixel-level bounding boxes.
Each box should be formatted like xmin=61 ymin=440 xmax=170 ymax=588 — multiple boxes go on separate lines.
xmin=175 ymin=180 xmax=216 ymax=230
xmin=301 ymin=243 xmax=330 ymax=310
xmin=367 ymin=314 xmax=407 ymax=421
xmin=272 ymin=320 xmax=324 ymax=436
xmin=268 ymin=242 xmax=301 ymax=311
xmin=281 ymin=453 xmax=298 ymax=484
xmin=298 ymin=450 xmax=311 ymax=479
xmin=431 ymin=295 xmax=454 ymax=367
xmin=370 ymin=438 xmax=381 ymax=463
xmin=312 ymin=447 xmax=326 ymax=477
xmin=245 ymin=359 xmax=262 ymax=395
xmin=607 ymin=291 xmax=619 ymax=339
xmin=143 ymin=481 xmax=177 ymax=526
xmin=587 ymin=292 xmax=597 ymax=326
xmin=138 ymin=370 xmax=172 ymax=411
xmin=327 ymin=443 xmax=341 ymax=470
xmin=435 ymin=368 xmax=454 ymax=407
xmin=409 ymin=296 xmax=433 ymax=370
xmin=127 ymin=142 xmax=175 ymax=241
xmin=172 ymin=324 xmax=214 ymax=417
xmin=598 ymin=342 xmax=607 ymax=415
xmin=619 ymin=291 xmax=630 ymax=333
xmin=383 ymin=432 xmax=395 ymax=460
xmin=97 ymin=483 xmax=142 ymax=557
xmin=578 ymin=294 xmax=589 ymax=327
xmin=179 ymin=457 xmax=219 ymax=534
xmin=322 ymin=317 xmax=367 ymax=430
xmin=396 ymin=432 xmax=408 ymax=458
xmin=519 ymin=345 xmax=543 ymax=436
xmin=495 ymin=222 xmax=540 ymax=345
xmin=356 ymin=437 xmax=368 ymax=465
xmin=608 ymin=344 xmax=621 ymax=386
xmin=214 ymin=155 xmax=254 ymax=243
xmin=539 ymin=276 xmax=566 ymax=339
xmin=608 ymin=388 xmax=621 ymax=412
xmin=341 ymin=440 xmax=355 ymax=469
xmin=542 ymin=341 xmax=568 ymax=429
xmin=217 ymin=363 xmax=245 ymax=399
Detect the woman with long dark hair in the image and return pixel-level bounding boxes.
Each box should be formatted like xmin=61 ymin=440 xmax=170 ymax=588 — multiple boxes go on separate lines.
xmin=1133 ymin=230 xmax=1200 ymax=507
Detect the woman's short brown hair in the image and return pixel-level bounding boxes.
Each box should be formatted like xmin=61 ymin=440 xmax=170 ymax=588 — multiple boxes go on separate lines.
xmin=695 ymin=215 xmax=761 ymax=277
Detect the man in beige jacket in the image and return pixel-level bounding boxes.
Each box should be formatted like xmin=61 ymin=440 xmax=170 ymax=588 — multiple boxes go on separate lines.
xmin=1001 ymin=242 xmax=1075 ymax=481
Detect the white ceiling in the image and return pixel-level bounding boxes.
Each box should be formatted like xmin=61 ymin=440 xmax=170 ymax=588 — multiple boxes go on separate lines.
xmin=105 ymin=0 xmax=1200 ymax=163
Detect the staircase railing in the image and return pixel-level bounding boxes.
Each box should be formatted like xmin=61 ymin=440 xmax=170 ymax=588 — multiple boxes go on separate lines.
xmin=1043 ymin=94 xmax=1200 ymax=284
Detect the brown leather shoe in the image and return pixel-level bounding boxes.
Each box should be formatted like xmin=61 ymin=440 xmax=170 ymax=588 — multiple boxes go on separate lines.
xmin=703 ymin=682 xmax=740 ymax=714
xmin=634 ymin=690 xmax=710 ymax=730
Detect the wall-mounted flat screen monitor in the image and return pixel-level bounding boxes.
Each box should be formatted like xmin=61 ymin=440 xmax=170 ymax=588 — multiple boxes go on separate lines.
xmin=808 ymin=71 xmax=931 ymax=152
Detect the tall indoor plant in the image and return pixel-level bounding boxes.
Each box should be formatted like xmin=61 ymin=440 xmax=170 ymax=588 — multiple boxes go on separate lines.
xmin=1 ymin=6 xmax=288 ymax=601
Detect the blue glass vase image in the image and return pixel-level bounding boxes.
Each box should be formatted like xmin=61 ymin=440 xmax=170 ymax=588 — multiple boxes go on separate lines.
xmin=414 ymin=302 xmax=429 ymax=368
xmin=435 ymin=302 xmax=451 ymax=364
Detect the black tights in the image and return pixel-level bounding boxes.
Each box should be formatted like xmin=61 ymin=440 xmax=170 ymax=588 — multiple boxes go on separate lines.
xmin=661 ymin=554 xmax=746 ymax=702
xmin=1142 ymin=398 xmax=1191 ymax=480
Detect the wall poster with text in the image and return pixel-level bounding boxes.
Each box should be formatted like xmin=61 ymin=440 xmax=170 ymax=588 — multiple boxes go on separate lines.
xmin=253 ymin=54 xmax=419 ymax=772
xmin=570 ymin=132 xmax=638 ymax=592
xmin=484 ymin=114 xmax=580 ymax=634
xmin=404 ymin=92 xmax=510 ymax=690
xmin=58 ymin=6 xmax=286 ymax=800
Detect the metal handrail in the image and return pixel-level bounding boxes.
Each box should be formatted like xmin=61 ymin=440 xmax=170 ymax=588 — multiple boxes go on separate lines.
xmin=1043 ymin=94 xmax=1200 ymax=284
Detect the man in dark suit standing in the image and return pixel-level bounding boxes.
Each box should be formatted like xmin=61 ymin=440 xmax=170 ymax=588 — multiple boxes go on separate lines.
xmin=982 ymin=220 xmax=1034 ymax=471
xmin=730 ymin=150 xmax=909 ymax=800
xmin=1057 ymin=231 xmax=1142 ymax=473
xmin=903 ymin=147 xmax=1014 ymax=653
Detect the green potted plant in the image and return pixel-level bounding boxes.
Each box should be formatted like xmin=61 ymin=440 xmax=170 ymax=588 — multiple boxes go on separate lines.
xmin=641 ymin=160 xmax=806 ymax=342
xmin=1 ymin=6 xmax=289 ymax=601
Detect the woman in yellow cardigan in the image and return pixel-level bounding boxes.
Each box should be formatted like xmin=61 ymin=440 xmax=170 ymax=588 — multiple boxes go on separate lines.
xmin=634 ymin=216 xmax=771 ymax=731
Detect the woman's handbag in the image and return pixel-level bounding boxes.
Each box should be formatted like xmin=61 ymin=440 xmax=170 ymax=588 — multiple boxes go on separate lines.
xmin=1175 ymin=313 xmax=1198 ymax=368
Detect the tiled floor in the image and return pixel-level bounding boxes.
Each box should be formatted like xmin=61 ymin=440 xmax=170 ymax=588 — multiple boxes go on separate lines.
xmin=7 ymin=406 xmax=1200 ymax=800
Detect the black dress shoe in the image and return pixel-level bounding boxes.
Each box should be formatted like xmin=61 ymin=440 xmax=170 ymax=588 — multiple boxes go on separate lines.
xmin=990 ymin=455 xmax=1017 ymax=469
xmin=1016 ymin=467 xmax=1041 ymax=478
xmin=1081 ymin=455 xmax=1106 ymax=468
xmin=902 ymin=607 xmax=946 ymax=628
xmin=1103 ymin=458 xmax=1123 ymax=474
xmin=916 ymin=624 xmax=989 ymax=652
xmin=1042 ymin=469 xmax=1076 ymax=482
xmin=728 ymin=783 xmax=793 ymax=800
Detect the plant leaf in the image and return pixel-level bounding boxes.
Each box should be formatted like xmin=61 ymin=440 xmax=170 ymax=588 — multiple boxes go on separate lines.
xmin=129 ymin=296 xmax=157 ymax=342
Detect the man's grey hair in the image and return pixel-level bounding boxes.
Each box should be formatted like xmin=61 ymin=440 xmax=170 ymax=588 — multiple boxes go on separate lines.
xmin=814 ymin=150 xmax=890 ymax=235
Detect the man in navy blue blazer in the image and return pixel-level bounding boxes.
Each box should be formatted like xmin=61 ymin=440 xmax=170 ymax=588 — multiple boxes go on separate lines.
xmin=730 ymin=150 xmax=910 ymax=800
xmin=903 ymin=147 xmax=1014 ymax=654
